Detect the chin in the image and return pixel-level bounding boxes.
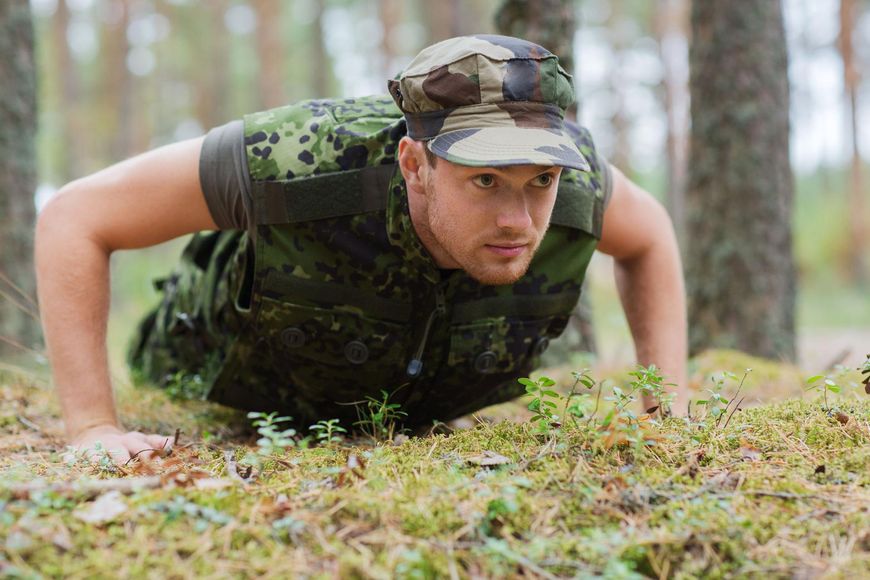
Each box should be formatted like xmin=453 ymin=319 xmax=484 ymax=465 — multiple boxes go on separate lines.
xmin=464 ymin=260 xmax=531 ymax=286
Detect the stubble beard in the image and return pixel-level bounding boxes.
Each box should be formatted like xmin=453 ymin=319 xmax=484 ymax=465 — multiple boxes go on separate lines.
xmin=424 ymin=180 xmax=545 ymax=286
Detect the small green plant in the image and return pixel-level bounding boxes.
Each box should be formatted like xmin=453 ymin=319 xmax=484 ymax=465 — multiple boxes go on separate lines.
xmin=805 ymin=374 xmax=841 ymax=411
xmin=247 ymin=411 xmax=297 ymax=456
xmin=309 ymin=418 xmax=347 ymax=445
xmin=627 ymin=364 xmax=675 ymax=416
xmin=353 ymin=389 xmax=407 ymax=442
xmin=520 ymin=375 xmax=561 ymax=433
xmin=696 ymin=369 xmax=751 ymax=428
xmin=563 ymin=369 xmax=595 ymax=424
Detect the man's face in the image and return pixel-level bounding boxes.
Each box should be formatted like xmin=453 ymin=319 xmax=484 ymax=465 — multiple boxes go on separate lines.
xmin=416 ymin=156 xmax=562 ymax=285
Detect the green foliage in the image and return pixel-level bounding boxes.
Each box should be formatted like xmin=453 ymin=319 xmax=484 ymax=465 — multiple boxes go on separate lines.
xmin=353 ymin=389 xmax=407 ymax=443
xmin=308 ymin=418 xmax=347 ymax=445
xmin=695 ymin=369 xmax=751 ymax=428
xmin=247 ymin=412 xmax=297 ymax=456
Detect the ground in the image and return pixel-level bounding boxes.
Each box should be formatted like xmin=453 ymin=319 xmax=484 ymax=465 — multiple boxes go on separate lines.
xmin=0 ymin=350 xmax=868 ymax=579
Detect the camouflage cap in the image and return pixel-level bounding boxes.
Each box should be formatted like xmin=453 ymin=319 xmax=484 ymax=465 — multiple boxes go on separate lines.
xmin=388 ymin=34 xmax=589 ymax=171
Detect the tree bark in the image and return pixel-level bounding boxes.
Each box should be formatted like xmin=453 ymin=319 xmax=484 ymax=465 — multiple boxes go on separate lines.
xmin=838 ymin=0 xmax=867 ymax=284
xmin=0 ymin=0 xmax=41 ymax=357
xmin=495 ymin=0 xmax=576 ymax=76
xmin=654 ymin=0 xmax=690 ymax=244
xmin=686 ymin=0 xmax=796 ymax=360
xmin=252 ymin=0 xmax=286 ymax=110
xmin=495 ymin=0 xmax=596 ymax=355
xmin=422 ymin=0 xmax=461 ymax=44
xmin=310 ymin=0 xmax=330 ymax=97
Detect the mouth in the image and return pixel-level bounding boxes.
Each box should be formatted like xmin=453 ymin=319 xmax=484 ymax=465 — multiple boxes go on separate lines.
xmin=484 ymin=242 xmax=529 ymax=258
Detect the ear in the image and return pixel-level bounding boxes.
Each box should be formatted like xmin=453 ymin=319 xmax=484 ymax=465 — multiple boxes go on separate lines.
xmin=398 ymin=137 xmax=430 ymax=196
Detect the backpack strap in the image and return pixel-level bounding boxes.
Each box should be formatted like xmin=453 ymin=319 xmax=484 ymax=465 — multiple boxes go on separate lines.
xmin=253 ymin=163 xmax=396 ymax=225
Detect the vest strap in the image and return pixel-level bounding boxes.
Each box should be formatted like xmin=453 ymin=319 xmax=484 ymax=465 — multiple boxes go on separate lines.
xmin=550 ymin=180 xmax=604 ymax=239
xmin=451 ymin=292 xmax=580 ymax=323
xmin=253 ymin=162 xmax=602 ymax=238
xmin=262 ymin=271 xmax=413 ymax=323
xmin=253 ymin=164 xmax=396 ymax=225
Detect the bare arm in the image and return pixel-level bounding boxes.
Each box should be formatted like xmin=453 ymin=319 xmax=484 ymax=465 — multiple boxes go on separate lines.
xmin=596 ymin=165 xmax=689 ymax=415
xmin=35 ymin=137 xmax=218 ymax=461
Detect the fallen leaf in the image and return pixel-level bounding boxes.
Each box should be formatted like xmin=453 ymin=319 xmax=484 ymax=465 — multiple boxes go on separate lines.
xmin=739 ymin=440 xmax=762 ymax=462
xmin=465 ymin=450 xmax=512 ymax=466
xmin=74 ymin=491 xmax=128 ymax=524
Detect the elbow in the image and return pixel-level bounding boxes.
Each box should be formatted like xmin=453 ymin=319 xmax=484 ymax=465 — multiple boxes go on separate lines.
xmin=36 ymin=181 xmax=110 ymax=259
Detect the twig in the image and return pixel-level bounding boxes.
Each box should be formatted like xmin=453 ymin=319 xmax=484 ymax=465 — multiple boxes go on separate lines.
xmin=0 ymin=270 xmax=38 ymax=308
xmin=717 ymin=370 xmax=750 ymax=429
xmin=823 ymin=348 xmax=851 ymax=371
xmin=17 ymin=415 xmax=42 ymax=433
xmin=0 ymin=335 xmax=44 ymax=358
xmin=0 ymin=287 xmax=40 ymax=321
xmin=587 ymin=379 xmax=604 ymax=425
xmin=721 ymin=396 xmax=745 ymax=431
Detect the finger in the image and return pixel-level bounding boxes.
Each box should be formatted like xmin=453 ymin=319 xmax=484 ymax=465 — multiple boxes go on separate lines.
xmin=124 ymin=440 xmax=160 ymax=462
xmin=86 ymin=444 xmax=130 ymax=465
xmin=145 ymin=434 xmax=173 ymax=450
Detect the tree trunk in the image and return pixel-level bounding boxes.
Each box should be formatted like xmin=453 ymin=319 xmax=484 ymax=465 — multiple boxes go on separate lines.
xmin=838 ymin=0 xmax=867 ymax=285
xmin=422 ymin=0 xmax=461 ymax=44
xmin=495 ymin=0 xmax=596 ymax=355
xmin=310 ymin=0 xmax=330 ymax=97
xmin=252 ymin=0 xmax=286 ymax=110
xmin=98 ymin=0 xmax=132 ymax=163
xmin=52 ymin=0 xmax=84 ymax=181
xmin=686 ymin=0 xmax=796 ymax=360
xmin=0 ymin=0 xmax=41 ymax=357
xmin=379 ymin=0 xmax=403 ymax=84
xmin=495 ymin=0 xmax=576 ymax=76
xmin=654 ymin=0 xmax=690 ymax=244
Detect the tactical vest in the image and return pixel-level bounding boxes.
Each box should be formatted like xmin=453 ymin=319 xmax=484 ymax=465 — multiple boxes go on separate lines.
xmin=129 ymin=95 xmax=606 ymax=428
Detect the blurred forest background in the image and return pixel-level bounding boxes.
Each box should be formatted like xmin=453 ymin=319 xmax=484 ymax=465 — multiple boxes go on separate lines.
xmin=2 ymin=0 xmax=869 ymax=376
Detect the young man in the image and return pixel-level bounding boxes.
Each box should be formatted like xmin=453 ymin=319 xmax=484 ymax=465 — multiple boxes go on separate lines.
xmin=36 ymin=35 xmax=687 ymax=462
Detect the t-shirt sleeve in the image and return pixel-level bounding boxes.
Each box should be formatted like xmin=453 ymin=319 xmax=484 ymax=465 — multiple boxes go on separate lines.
xmin=199 ymin=119 xmax=253 ymax=231
xmin=597 ymin=152 xmax=614 ymax=209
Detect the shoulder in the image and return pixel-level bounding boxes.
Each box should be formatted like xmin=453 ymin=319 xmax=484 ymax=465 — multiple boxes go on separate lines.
xmin=243 ymin=96 xmax=406 ymax=181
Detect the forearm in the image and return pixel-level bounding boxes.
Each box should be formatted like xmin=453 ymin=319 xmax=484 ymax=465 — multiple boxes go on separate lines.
xmin=36 ymin=202 xmax=118 ymax=440
xmin=613 ymin=231 xmax=688 ymax=414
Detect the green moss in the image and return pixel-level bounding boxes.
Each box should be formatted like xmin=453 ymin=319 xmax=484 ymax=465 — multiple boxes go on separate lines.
xmin=2 ymin=369 xmax=870 ymax=577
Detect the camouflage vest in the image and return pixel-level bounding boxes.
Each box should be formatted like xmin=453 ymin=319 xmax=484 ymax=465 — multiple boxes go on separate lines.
xmin=131 ymin=95 xmax=606 ymax=428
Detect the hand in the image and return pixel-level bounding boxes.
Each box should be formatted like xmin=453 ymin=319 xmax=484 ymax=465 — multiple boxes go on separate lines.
xmin=68 ymin=424 xmax=173 ymax=465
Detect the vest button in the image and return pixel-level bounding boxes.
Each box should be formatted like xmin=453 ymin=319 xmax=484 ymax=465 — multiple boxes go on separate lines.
xmin=281 ymin=327 xmax=307 ymax=348
xmin=474 ymin=351 xmax=498 ymax=374
xmin=344 ymin=340 xmax=369 ymax=364
xmin=533 ymin=336 xmax=550 ymax=356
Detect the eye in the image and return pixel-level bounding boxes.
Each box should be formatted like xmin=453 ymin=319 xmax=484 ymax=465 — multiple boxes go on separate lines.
xmin=531 ymin=173 xmax=555 ymax=187
xmin=472 ymin=174 xmax=497 ymax=188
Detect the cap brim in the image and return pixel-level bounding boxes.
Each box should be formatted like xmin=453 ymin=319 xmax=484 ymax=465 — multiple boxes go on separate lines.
xmin=428 ymin=127 xmax=590 ymax=171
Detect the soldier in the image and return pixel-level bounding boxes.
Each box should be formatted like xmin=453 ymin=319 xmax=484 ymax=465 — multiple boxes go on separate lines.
xmin=36 ymin=35 xmax=688 ymax=463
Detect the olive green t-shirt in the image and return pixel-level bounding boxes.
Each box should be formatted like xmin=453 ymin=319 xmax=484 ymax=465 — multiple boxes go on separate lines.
xmin=199 ymin=119 xmax=614 ymax=231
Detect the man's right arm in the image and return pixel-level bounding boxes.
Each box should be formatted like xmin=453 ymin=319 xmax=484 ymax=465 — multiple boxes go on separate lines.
xmin=35 ymin=137 xmax=219 ymax=462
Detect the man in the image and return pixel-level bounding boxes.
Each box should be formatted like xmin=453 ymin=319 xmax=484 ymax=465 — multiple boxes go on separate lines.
xmin=36 ymin=35 xmax=687 ymax=463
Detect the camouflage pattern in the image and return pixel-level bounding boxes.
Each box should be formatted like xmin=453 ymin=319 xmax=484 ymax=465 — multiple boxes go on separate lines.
xmin=129 ymin=70 xmax=607 ymax=431
xmin=388 ymin=34 xmax=588 ymax=170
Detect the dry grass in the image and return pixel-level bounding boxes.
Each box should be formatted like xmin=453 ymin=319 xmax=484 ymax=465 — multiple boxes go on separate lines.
xmin=1 ymin=352 xmax=868 ymax=579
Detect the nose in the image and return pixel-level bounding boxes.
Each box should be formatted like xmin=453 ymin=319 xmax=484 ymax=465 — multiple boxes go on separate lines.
xmin=495 ymin=194 xmax=532 ymax=232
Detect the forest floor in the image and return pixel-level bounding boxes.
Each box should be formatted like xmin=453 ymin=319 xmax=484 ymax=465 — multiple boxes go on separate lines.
xmin=0 ymin=350 xmax=868 ymax=579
